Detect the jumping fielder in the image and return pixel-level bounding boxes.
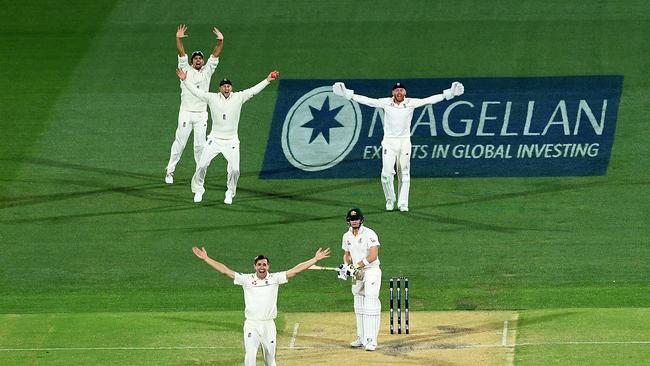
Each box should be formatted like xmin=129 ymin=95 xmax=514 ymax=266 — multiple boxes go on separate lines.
xmin=341 ymin=208 xmax=382 ymax=351
xmin=175 ymin=69 xmax=279 ymax=204
xmin=332 ymin=81 xmax=464 ymax=211
xmin=164 ymin=24 xmax=223 ymax=184
xmin=192 ymin=246 xmax=331 ymax=366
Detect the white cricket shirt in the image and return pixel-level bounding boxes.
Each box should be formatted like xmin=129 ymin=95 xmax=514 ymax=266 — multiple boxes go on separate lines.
xmin=342 ymin=225 xmax=381 ymax=269
xmin=178 ymin=55 xmax=219 ymax=112
xmin=183 ymin=79 xmax=270 ymax=142
xmin=234 ymin=271 xmax=288 ymax=321
xmin=352 ymin=94 xmax=445 ymax=138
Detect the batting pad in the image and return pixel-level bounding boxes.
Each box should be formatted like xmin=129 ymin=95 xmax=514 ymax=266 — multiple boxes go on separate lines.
xmin=354 ymin=295 xmax=365 ymax=341
xmin=363 ymin=313 xmax=380 ymax=344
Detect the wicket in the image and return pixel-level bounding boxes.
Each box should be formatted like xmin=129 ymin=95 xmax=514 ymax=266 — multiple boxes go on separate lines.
xmin=389 ymin=277 xmax=409 ymax=334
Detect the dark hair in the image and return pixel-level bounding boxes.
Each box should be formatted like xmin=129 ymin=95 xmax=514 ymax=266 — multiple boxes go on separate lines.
xmin=254 ymin=255 xmax=270 ymax=264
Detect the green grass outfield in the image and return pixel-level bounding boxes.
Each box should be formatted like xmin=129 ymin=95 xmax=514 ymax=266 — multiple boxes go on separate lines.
xmin=1 ymin=1 xmax=648 ymax=365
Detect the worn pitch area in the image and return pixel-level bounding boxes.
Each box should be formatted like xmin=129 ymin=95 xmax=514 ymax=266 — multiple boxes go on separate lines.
xmin=276 ymin=311 xmax=518 ymax=365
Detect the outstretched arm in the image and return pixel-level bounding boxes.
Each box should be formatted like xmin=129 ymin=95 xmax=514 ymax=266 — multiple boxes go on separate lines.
xmin=332 ymin=82 xmax=383 ymax=108
xmin=211 ymin=27 xmax=224 ymax=58
xmin=287 ymin=248 xmax=331 ymax=278
xmin=409 ymin=82 xmax=465 ymax=108
xmin=176 ymin=24 xmax=188 ymax=57
xmin=192 ymin=246 xmax=236 ymax=279
xmin=239 ymin=71 xmax=278 ymax=102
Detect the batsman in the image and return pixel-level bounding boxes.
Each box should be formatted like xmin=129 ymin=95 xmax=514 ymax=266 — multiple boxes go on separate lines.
xmin=332 ymin=80 xmax=464 ymax=212
xmin=340 ymin=208 xmax=382 ymax=351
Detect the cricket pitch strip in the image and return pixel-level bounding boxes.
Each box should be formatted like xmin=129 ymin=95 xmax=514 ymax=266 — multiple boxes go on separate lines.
xmin=276 ymin=311 xmax=518 ymax=365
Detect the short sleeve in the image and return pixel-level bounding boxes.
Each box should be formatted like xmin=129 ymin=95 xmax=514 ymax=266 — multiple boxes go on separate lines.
xmin=368 ymin=231 xmax=380 ymax=248
xmin=341 ymin=235 xmax=347 ymax=251
xmin=276 ymin=271 xmax=289 ymax=285
xmin=233 ymin=272 xmax=247 ymax=286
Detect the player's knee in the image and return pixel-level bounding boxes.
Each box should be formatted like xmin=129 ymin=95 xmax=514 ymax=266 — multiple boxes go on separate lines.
xmin=401 ymin=172 xmax=410 ymax=182
xmin=381 ymin=173 xmax=393 ymax=182
xmin=363 ymin=297 xmax=381 ymax=315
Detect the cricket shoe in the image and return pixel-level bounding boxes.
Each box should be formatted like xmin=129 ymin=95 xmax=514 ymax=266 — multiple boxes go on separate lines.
xmin=224 ymin=190 xmax=233 ymax=205
xmin=365 ymin=341 xmax=376 ymax=351
xmin=385 ymin=199 xmax=394 ymax=211
xmin=398 ymin=205 xmax=409 ymax=212
xmin=165 ymin=171 xmax=173 ymax=184
xmin=350 ymin=338 xmax=364 ymax=348
xmin=193 ymin=191 xmax=203 ymax=203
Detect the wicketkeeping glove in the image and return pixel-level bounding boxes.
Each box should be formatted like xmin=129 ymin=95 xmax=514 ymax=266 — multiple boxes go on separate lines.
xmin=332 ymin=82 xmax=354 ymax=100
xmin=443 ymin=81 xmax=464 ymax=100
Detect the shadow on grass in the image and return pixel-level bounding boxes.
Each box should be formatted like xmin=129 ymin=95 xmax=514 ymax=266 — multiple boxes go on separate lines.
xmin=2 ymin=157 xmax=647 ymax=234
xmin=155 ymin=315 xmax=243 ymax=333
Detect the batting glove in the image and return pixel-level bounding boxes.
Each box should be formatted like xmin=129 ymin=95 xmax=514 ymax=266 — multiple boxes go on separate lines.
xmin=337 ymin=264 xmax=350 ymax=281
xmin=443 ymin=82 xmax=464 ymax=100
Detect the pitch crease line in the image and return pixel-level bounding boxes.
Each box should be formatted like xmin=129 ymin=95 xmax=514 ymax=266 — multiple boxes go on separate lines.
xmin=289 ymin=323 xmax=300 ymax=349
xmin=501 ymin=320 xmax=509 ymax=347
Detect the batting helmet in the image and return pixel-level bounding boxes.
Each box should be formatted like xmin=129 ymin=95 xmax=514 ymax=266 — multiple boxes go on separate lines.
xmin=346 ymin=208 xmax=364 ymax=222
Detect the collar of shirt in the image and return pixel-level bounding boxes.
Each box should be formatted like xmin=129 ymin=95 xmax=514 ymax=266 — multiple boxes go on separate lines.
xmin=348 ymin=225 xmax=366 ymax=236
xmin=389 ymin=98 xmax=408 ymax=107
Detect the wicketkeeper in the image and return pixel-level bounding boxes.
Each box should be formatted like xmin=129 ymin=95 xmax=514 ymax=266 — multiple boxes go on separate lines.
xmin=332 ymin=80 xmax=464 ymax=211
xmin=340 ymin=208 xmax=382 ymax=351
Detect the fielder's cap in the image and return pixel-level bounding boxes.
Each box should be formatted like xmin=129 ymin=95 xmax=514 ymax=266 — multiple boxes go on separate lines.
xmin=392 ymin=82 xmax=406 ymax=90
xmin=219 ymin=78 xmax=232 ymax=86
xmin=190 ymin=50 xmax=205 ymax=60
xmin=346 ymin=208 xmax=364 ymax=221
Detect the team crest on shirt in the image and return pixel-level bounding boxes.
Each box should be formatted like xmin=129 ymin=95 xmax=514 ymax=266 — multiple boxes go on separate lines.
xmin=280 ymin=86 xmax=362 ymax=172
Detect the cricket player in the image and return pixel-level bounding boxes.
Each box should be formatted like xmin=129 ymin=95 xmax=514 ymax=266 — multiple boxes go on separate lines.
xmin=341 ymin=208 xmax=382 ymax=351
xmin=175 ymin=68 xmax=279 ymax=204
xmin=333 ymin=81 xmax=465 ymax=211
xmin=192 ymin=246 xmax=331 ymax=366
xmin=164 ymin=24 xmax=223 ymax=184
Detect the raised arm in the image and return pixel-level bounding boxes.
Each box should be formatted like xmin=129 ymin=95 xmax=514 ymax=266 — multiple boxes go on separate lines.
xmin=410 ymin=82 xmax=465 ymax=108
xmin=176 ymin=24 xmax=188 ymax=57
xmin=192 ymin=246 xmax=236 ymax=279
xmin=287 ymin=248 xmax=331 ymax=278
xmin=176 ymin=69 xmax=211 ymax=103
xmin=332 ymin=82 xmax=383 ymax=108
xmin=239 ymin=71 xmax=278 ymax=102
xmin=211 ymin=27 xmax=224 ymax=58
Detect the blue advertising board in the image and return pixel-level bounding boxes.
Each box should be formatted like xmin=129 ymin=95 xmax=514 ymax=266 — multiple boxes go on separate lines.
xmin=260 ymin=76 xmax=623 ymax=179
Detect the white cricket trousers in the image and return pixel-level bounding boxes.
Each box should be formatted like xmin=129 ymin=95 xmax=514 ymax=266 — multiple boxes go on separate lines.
xmin=381 ymin=137 xmax=412 ymax=208
xmin=191 ymin=137 xmax=240 ymax=195
xmin=166 ymin=110 xmax=208 ymax=173
xmin=351 ymin=268 xmax=382 ymax=346
xmin=243 ymin=319 xmax=277 ymax=366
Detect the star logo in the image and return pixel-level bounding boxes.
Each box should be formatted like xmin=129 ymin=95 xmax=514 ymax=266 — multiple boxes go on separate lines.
xmin=300 ymin=97 xmax=344 ymax=144
xmin=281 ymin=86 xmax=362 ymax=172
